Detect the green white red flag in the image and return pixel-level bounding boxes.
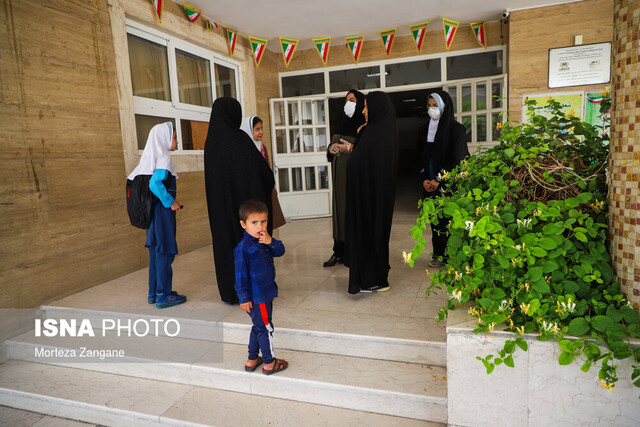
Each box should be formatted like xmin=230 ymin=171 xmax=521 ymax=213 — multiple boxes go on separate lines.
xmin=280 ymin=37 xmax=299 ymax=68
xmin=470 ymin=21 xmax=487 ymax=49
xmin=379 ymin=28 xmax=396 ymax=56
xmin=409 ymin=21 xmax=428 ymax=52
xmin=313 ymin=37 xmax=331 ymax=65
xmin=181 ymin=3 xmax=201 ymax=23
xmin=226 ymin=28 xmax=238 ymax=57
xmin=345 ymin=36 xmax=364 ymax=64
xmin=150 ymin=0 xmax=163 ymax=24
xmin=249 ymin=36 xmax=268 ymax=67
xmin=206 ymin=19 xmax=218 ymax=32
xmin=442 ymin=18 xmax=459 ymax=50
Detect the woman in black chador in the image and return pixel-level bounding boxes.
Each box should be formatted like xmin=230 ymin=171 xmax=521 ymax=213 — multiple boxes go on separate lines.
xmin=204 ymin=97 xmax=275 ymax=304
xmin=324 ymin=89 xmax=366 ymax=267
xmin=418 ymin=89 xmax=469 ymax=269
xmin=345 ymin=91 xmax=398 ymax=294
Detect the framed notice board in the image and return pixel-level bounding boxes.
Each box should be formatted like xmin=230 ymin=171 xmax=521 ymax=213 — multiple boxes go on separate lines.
xmin=548 ymin=42 xmax=611 ymax=88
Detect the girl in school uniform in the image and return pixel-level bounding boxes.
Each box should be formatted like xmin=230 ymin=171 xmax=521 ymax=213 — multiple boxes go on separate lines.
xmin=128 ymin=122 xmax=186 ymax=309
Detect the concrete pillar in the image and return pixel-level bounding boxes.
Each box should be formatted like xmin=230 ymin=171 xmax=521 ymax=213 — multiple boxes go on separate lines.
xmin=610 ymin=0 xmax=640 ymax=310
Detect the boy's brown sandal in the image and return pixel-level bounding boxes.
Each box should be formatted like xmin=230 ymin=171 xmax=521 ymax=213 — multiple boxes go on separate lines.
xmin=244 ymin=356 xmax=263 ymax=372
xmin=262 ymin=358 xmax=288 ymax=375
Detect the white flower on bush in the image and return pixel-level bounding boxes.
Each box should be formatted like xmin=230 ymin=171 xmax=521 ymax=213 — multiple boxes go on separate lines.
xmin=560 ymin=297 xmax=576 ymax=314
xmin=451 ymin=289 xmax=463 ymax=302
xmin=498 ymin=299 xmax=511 ymax=312
xmin=465 ymin=221 xmax=475 ymax=231
xmin=517 ymin=218 xmax=532 ymax=229
xmin=541 ymin=320 xmax=560 ymax=334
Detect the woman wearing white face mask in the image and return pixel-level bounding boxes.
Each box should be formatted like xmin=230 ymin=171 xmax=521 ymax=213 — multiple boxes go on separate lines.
xmin=324 ymin=89 xmax=366 ymax=267
xmin=418 ymin=90 xmax=469 ymax=269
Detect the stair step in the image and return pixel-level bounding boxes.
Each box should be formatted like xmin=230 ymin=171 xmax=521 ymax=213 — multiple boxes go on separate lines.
xmin=0 ymin=361 xmax=442 ymax=426
xmin=41 ymin=305 xmax=446 ymax=366
xmin=6 ymin=330 xmax=447 ymax=422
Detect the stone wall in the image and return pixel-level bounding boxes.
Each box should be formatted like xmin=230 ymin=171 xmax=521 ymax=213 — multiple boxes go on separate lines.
xmin=610 ymin=0 xmax=640 ymax=309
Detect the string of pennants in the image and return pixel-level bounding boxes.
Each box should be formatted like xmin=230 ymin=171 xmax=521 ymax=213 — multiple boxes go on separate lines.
xmin=140 ymin=1 xmax=488 ymax=68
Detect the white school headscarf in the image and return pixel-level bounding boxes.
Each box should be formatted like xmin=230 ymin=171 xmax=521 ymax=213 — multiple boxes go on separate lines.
xmin=426 ymin=92 xmax=444 ymax=143
xmin=240 ymin=115 xmax=262 ymax=152
xmin=127 ymin=122 xmax=177 ymax=180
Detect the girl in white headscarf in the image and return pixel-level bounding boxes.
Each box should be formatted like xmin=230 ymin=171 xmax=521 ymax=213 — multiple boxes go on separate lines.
xmin=240 ymin=115 xmax=269 ymax=163
xmin=240 ymin=115 xmax=286 ymax=229
xmin=128 ymin=122 xmax=186 ymax=309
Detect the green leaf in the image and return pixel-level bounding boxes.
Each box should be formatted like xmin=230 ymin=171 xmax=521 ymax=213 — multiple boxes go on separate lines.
xmin=566 ymin=198 xmax=580 ymax=208
xmin=538 ymin=237 xmax=558 ymax=250
xmin=478 ymin=298 xmax=493 ymax=309
xmin=606 ymin=305 xmax=623 ymax=323
xmin=532 ymin=279 xmax=550 ymax=294
xmin=621 ymin=306 xmax=640 ymax=324
xmin=559 ymin=351 xmax=575 ymax=365
xmin=568 ymin=318 xmax=590 ymax=336
xmin=531 ymin=247 xmax=548 ymax=257
xmin=577 ymin=193 xmax=592 ymax=204
xmin=542 ymin=260 xmax=558 ymax=273
xmin=504 ymin=340 xmax=516 ymax=354
xmin=529 ymin=267 xmax=543 ymax=282
xmin=515 ymin=337 xmax=528 ymax=351
xmin=591 ymin=315 xmax=613 ymax=332
xmin=575 ymin=232 xmax=588 ymax=243
xmin=503 ymin=355 xmax=514 ymax=368
xmin=502 ymin=212 xmax=515 ymax=223
xmin=581 ymin=361 xmax=591 ymax=372
xmin=505 ymin=148 xmax=515 ymax=158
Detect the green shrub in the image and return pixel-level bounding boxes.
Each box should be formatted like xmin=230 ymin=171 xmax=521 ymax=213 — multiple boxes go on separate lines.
xmin=406 ymin=94 xmax=640 ymax=394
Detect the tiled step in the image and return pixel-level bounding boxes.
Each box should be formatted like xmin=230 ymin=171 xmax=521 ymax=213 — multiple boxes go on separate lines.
xmin=6 ymin=330 xmax=448 ymax=422
xmin=40 ymin=305 xmax=447 ymax=366
xmin=0 ymin=362 xmax=442 ymax=426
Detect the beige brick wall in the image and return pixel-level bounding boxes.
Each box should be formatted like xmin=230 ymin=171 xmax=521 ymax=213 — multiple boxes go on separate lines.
xmin=508 ymin=0 xmax=613 ymax=123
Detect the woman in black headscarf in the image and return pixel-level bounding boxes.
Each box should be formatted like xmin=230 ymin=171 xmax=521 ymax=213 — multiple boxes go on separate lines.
xmin=323 ymin=89 xmax=366 ymax=267
xmin=418 ymin=89 xmax=469 ymax=269
xmin=204 ymin=97 xmax=275 ymax=304
xmin=345 ymin=91 xmax=398 ymax=294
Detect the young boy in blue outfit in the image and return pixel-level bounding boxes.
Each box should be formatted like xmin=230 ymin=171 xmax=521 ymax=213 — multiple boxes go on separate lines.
xmin=234 ymin=200 xmax=288 ymax=375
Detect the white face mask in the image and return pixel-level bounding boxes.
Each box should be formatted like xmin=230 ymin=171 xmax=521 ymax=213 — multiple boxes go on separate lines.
xmin=344 ymin=101 xmax=356 ymax=118
xmin=428 ymin=106 xmax=441 ymax=120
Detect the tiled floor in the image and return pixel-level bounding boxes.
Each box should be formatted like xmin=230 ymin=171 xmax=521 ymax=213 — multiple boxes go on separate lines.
xmin=50 ymin=187 xmax=448 ymax=343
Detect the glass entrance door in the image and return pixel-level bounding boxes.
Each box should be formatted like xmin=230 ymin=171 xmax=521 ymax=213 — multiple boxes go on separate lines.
xmin=270 ymin=97 xmax=332 ymax=219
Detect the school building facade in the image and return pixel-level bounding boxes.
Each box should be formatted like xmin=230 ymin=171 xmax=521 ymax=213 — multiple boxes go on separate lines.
xmin=1 ymin=0 xmax=638 ymax=310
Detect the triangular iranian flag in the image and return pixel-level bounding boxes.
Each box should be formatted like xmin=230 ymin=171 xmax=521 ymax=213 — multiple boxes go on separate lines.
xmin=226 ymin=28 xmax=238 ymax=57
xmin=181 ymin=3 xmax=201 ymax=23
xmin=379 ymin=28 xmax=396 ymax=56
xmin=313 ymin=37 xmax=331 ymax=65
xmin=206 ymin=18 xmax=218 ymax=32
xmin=442 ymin=18 xmax=459 ymax=50
xmin=470 ymin=21 xmax=487 ymax=49
xmin=280 ymin=37 xmax=299 ymax=68
xmin=150 ymin=0 xmax=163 ymax=24
xmin=249 ymin=36 xmax=268 ymax=67
xmin=409 ymin=21 xmax=429 ymax=52
xmin=345 ymin=36 xmax=364 ymax=65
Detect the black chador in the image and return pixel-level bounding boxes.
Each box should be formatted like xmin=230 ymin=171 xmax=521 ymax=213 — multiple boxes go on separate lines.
xmin=345 ymin=91 xmax=399 ymax=294
xmin=204 ymin=97 xmax=274 ymax=304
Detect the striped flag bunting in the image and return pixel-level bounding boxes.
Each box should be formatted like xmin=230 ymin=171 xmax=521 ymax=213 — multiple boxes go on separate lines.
xmin=442 ymin=18 xmax=459 ymax=50
xmin=181 ymin=3 xmax=201 ymax=23
xmin=345 ymin=36 xmax=364 ymax=65
xmin=250 ymin=36 xmax=268 ymax=67
xmin=280 ymin=37 xmax=299 ymax=68
xmin=409 ymin=21 xmax=428 ymax=52
xmin=470 ymin=21 xmax=487 ymax=49
xmin=226 ymin=28 xmax=238 ymax=57
xmin=379 ymin=28 xmax=396 ymax=56
xmin=206 ymin=19 xmax=218 ymax=32
xmin=94 ymin=0 xmax=98 ymax=8
xmin=150 ymin=0 xmax=163 ymax=24
xmin=313 ymin=37 xmax=331 ymax=65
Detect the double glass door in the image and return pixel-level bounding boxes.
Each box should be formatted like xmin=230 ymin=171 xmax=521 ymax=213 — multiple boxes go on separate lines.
xmin=269 ymin=97 xmax=332 ymax=219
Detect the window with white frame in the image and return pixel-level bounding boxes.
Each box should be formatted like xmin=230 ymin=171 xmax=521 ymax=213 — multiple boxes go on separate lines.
xmin=126 ymin=20 xmax=240 ymax=152
xmin=444 ymin=76 xmax=506 ymax=147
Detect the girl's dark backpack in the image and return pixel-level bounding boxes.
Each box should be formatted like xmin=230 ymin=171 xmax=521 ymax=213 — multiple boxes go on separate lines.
xmin=126 ymin=175 xmax=155 ymax=229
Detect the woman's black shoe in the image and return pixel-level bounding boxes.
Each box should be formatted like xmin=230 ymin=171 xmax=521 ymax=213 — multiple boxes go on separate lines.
xmin=323 ymin=254 xmax=343 ymax=267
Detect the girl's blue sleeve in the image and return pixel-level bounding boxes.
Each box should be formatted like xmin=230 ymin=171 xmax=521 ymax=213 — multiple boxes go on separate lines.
xmin=149 ymin=169 xmax=175 ymax=208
